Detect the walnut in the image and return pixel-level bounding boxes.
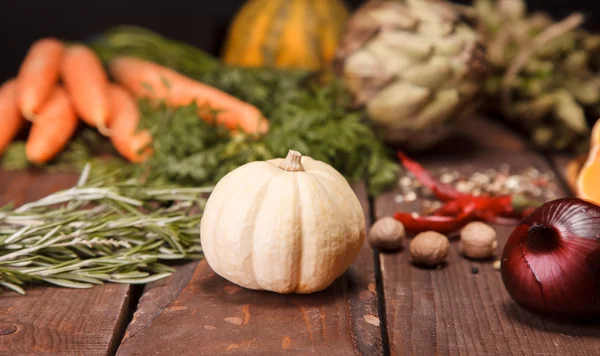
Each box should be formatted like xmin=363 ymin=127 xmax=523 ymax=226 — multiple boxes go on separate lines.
xmin=368 ymin=216 xmax=405 ymax=251
xmin=409 ymin=231 xmax=449 ymax=266
xmin=459 ymin=222 xmax=497 ymax=259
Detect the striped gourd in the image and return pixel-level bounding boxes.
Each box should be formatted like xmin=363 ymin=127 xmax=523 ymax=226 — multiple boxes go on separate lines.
xmin=222 ymin=0 xmax=349 ymax=70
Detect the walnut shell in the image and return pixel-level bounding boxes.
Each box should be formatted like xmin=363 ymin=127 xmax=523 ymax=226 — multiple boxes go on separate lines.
xmin=410 ymin=231 xmax=450 ymax=266
xmin=368 ymin=216 xmax=405 ymax=251
xmin=459 ymin=222 xmax=497 ymax=259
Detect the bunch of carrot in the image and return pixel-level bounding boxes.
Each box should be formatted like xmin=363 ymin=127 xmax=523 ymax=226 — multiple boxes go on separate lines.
xmin=0 ymin=38 xmax=268 ymax=165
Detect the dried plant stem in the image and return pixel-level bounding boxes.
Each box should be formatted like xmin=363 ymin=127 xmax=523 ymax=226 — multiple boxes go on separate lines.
xmin=501 ymin=13 xmax=585 ymax=117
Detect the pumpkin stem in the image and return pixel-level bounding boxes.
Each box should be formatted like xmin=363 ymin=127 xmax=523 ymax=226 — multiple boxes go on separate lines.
xmin=279 ymin=150 xmax=305 ymax=172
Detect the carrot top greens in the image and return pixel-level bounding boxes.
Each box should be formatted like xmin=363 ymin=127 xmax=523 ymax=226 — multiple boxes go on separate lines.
xmin=2 ymin=26 xmax=399 ymax=195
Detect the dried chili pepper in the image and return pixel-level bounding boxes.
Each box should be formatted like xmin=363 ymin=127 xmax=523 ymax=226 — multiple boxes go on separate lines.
xmin=396 ymin=151 xmax=542 ymax=233
xmin=434 ymin=196 xmax=514 ymax=217
xmin=433 ymin=195 xmax=541 ymax=221
xmin=397 ymin=152 xmax=464 ymax=201
xmin=394 ymin=204 xmax=476 ymax=235
xmin=432 ymin=200 xmax=464 ymax=216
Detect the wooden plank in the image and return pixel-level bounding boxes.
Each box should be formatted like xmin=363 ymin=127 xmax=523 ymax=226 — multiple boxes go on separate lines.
xmin=375 ymin=118 xmax=600 ymax=356
xmin=117 ymin=182 xmax=382 ymax=355
xmin=549 ymin=153 xmax=582 ymax=196
xmin=0 ymin=170 xmax=132 ymax=356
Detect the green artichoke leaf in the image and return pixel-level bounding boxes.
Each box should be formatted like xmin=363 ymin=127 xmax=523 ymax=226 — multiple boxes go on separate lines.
xmin=552 ymin=89 xmax=588 ymax=133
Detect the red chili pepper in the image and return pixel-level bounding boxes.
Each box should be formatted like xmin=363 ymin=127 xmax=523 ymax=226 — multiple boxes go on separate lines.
xmin=434 ymin=195 xmax=541 ymax=220
xmin=395 ymin=152 xmax=545 ymax=235
xmin=397 ymin=151 xmax=464 ymax=201
xmin=394 ymin=204 xmax=476 ymax=235
xmin=470 ymin=195 xmax=515 ymax=217
xmin=474 ymin=195 xmax=539 ymax=218
xmin=432 ymin=194 xmax=512 ymax=218
xmin=433 ymin=200 xmax=464 ymax=216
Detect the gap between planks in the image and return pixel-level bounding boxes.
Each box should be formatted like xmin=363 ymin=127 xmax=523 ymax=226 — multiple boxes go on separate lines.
xmin=367 ymin=192 xmax=392 ymax=356
xmin=108 ymin=285 xmax=146 ymax=356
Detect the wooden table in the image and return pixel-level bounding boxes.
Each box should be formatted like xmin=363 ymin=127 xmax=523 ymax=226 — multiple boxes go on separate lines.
xmin=1 ymin=118 xmax=599 ymax=356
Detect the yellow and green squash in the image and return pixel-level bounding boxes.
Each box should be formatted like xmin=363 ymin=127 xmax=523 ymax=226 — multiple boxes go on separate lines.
xmin=222 ymin=0 xmax=349 ymax=71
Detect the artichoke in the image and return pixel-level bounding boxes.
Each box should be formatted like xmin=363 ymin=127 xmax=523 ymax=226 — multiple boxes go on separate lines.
xmin=471 ymin=0 xmax=600 ymax=152
xmin=336 ymin=0 xmax=486 ymax=151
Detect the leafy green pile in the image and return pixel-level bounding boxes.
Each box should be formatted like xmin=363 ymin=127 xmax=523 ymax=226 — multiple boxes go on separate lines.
xmin=93 ymin=26 xmax=399 ymax=193
xmin=3 ymin=26 xmax=399 ymax=194
xmin=139 ymin=83 xmax=398 ymax=193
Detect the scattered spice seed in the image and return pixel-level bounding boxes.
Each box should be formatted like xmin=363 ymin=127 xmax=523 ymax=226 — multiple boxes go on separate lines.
xmin=440 ymin=174 xmax=453 ymax=184
xmin=493 ymin=260 xmax=501 ymax=270
xmin=394 ymin=195 xmax=405 ymax=204
xmin=472 ymin=267 xmax=479 ymax=274
xmin=395 ymin=162 xmax=560 ymax=208
xmin=422 ymin=200 xmax=443 ymax=214
xmin=400 ymin=176 xmax=412 ymax=187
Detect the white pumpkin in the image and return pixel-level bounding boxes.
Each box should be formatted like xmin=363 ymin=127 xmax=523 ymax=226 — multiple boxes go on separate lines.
xmin=200 ymin=150 xmax=366 ymax=294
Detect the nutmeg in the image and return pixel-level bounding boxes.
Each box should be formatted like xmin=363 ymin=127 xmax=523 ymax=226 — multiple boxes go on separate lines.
xmin=459 ymin=222 xmax=497 ymax=259
xmin=409 ymin=231 xmax=449 ymax=266
xmin=368 ymin=216 xmax=405 ymax=251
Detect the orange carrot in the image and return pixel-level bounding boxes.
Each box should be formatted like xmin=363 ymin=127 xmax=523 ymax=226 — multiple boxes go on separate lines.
xmin=107 ymin=84 xmax=153 ymax=163
xmin=26 ymin=87 xmax=78 ymax=164
xmin=61 ymin=45 xmax=111 ymax=135
xmin=16 ymin=38 xmax=64 ymax=120
xmin=0 ymin=79 xmax=24 ymax=156
xmin=109 ymin=56 xmax=269 ymax=134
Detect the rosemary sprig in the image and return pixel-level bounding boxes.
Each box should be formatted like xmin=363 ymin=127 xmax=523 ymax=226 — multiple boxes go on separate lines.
xmin=0 ymin=164 xmax=211 ymax=294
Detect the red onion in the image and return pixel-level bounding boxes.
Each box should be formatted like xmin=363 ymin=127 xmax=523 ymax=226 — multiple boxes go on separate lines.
xmin=501 ymin=197 xmax=600 ymax=319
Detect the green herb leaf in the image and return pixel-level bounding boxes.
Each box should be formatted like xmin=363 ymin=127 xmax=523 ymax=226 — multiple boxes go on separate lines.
xmin=0 ymin=169 xmax=210 ymax=294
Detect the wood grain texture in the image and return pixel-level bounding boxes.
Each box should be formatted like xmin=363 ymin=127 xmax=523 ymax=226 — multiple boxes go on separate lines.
xmin=550 ymin=153 xmax=583 ymax=196
xmin=0 ymin=170 xmax=132 ymax=356
xmin=117 ymin=182 xmax=382 ymax=356
xmin=376 ymin=118 xmax=600 ymax=356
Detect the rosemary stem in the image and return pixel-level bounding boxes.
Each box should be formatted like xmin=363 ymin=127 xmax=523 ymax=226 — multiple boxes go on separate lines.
xmin=0 ymin=165 xmax=209 ymax=294
xmin=0 ymin=231 xmax=71 ymax=263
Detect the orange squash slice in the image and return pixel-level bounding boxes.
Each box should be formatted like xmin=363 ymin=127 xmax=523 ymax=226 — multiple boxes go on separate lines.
xmin=578 ymin=120 xmax=600 ymax=203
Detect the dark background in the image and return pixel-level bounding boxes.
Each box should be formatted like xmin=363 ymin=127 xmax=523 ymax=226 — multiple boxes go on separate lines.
xmin=0 ymin=0 xmax=597 ymax=82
